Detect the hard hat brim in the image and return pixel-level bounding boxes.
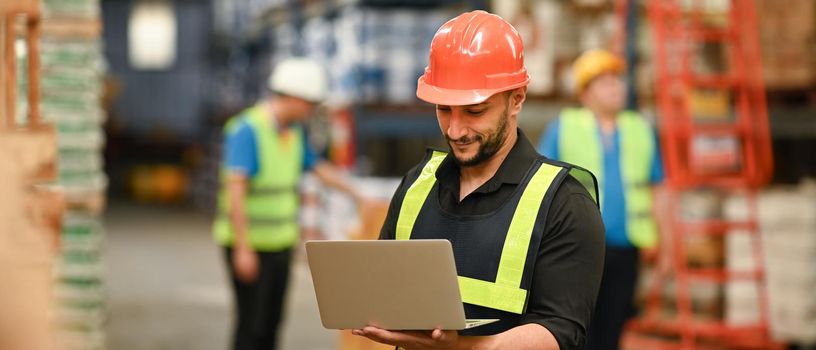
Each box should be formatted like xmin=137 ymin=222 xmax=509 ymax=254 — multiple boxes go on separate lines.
xmin=416 ymin=75 xmax=529 ymax=106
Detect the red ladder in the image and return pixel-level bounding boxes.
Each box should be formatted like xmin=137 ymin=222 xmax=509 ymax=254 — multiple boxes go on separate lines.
xmin=623 ymin=0 xmax=778 ymax=349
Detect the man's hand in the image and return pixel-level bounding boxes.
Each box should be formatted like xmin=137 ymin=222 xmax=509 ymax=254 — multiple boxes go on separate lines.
xmin=233 ymin=243 xmax=259 ymax=283
xmin=227 ymin=172 xmax=257 ymax=282
xmin=352 ymin=327 xmax=458 ymax=350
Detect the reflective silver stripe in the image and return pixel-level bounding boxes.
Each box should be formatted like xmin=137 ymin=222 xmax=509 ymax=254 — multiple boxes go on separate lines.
xmin=217 ymin=213 xmax=297 ymax=226
xmin=630 ymin=211 xmax=652 ymax=220
xmin=249 ymin=186 xmax=297 ymax=196
xmin=628 ymin=181 xmax=650 ymax=189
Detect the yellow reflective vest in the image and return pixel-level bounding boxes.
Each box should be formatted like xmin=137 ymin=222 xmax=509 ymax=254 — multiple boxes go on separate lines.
xmin=395 ymin=150 xmax=597 ymax=318
xmin=213 ymin=105 xmax=303 ymax=252
xmin=557 ymin=107 xmax=657 ymax=248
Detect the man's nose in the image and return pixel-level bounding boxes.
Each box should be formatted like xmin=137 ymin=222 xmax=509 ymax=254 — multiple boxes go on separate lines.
xmin=446 ymin=109 xmax=468 ymax=140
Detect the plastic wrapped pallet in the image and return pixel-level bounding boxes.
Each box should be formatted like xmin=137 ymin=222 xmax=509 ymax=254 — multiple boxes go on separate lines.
xmin=39 ymin=36 xmax=108 ymax=209
xmin=42 ymin=0 xmax=101 ymax=19
xmin=53 ymin=213 xmax=108 ymax=346
xmin=40 ymin=0 xmax=109 ymax=348
xmin=56 ymin=329 xmax=106 ymax=350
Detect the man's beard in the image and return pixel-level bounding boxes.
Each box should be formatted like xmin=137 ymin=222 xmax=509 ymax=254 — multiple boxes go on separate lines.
xmin=446 ymin=108 xmax=510 ymax=168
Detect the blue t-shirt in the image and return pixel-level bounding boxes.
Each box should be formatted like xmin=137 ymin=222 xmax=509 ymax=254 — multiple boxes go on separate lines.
xmin=537 ymin=117 xmax=664 ymax=248
xmin=225 ymin=119 xmax=318 ymax=177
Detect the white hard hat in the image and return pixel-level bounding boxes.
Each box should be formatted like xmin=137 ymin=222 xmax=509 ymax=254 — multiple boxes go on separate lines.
xmin=268 ymin=57 xmax=328 ymax=103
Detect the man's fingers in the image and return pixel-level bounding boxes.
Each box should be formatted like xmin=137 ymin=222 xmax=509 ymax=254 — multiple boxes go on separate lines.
xmin=234 ymin=250 xmax=259 ymax=283
xmin=359 ymin=327 xmax=402 ymax=346
xmin=354 ymin=326 xmax=450 ymax=349
xmin=402 ymin=330 xmax=432 ymax=338
xmin=240 ymin=271 xmax=256 ymax=283
xmin=236 ymin=263 xmax=257 ymax=283
xmin=362 ymin=327 xmax=433 ymax=348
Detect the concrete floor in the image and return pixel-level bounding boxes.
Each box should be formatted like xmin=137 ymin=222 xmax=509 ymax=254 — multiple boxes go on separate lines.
xmin=104 ymin=202 xmax=337 ymax=350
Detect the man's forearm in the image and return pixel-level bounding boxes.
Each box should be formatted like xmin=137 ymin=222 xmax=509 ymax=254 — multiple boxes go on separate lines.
xmin=313 ymin=161 xmax=361 ymax=202
xmin=229 ymin=205 xmax=249 ymax=246
xmin=457 ymin=324 xmax=559 ymax=350
xmin=228 ymin=176 xmax=250 ymax=247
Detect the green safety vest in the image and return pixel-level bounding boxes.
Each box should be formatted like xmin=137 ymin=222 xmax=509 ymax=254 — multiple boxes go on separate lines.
xmin=212 ymin=104 xmax=303 ymax=252
xmin=558 ymin=107 xmax=657 ymax=248
xmin=395 ymin=150 xmax=597 ymax=315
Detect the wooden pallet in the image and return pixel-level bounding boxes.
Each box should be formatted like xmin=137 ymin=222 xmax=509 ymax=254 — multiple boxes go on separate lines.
xmin=0 ymin=3 xmax=64 ymax=349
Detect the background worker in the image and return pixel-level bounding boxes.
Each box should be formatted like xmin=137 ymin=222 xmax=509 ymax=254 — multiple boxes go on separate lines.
xmin=537 ymin=49 xmax=665 ymax=350
xmin=213 ymin=57 xmax=364 ymax=350
xmin=362 ymin=11 xmax=605 ymax=350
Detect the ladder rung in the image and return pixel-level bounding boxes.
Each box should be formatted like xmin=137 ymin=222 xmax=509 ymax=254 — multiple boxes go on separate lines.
xmin=686 ymin=268 xmax=764 ymax=282
xmin=691 ymin=75 xmax=736 ymax=89
xmin=679 ymin=176 xmax=755 ymax=189
xmin=690 ymin=28 xmax=733 ymax=42
xmin=689 ymin=124 xmax=743 ymax=136
xmin=680 ymin=220 xmax=757 ymax=234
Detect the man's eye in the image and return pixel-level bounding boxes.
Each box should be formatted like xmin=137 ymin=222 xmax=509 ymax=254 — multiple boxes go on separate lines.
xmin=467 ymin=109 xmax=486 ymax=115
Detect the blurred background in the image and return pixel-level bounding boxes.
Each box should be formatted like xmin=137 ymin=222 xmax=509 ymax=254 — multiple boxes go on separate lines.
xmin=1 ymin=0 xmax=815 ymax=349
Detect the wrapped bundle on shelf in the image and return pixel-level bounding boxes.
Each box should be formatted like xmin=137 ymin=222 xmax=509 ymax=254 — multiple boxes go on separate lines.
xmin=42 ymin=0 xmax=101 ymax=19
xmin=40 ymin=0 xmax=109 ymax=348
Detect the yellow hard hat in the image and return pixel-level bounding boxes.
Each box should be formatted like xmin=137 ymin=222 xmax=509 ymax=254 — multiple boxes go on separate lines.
xmin=573 ymin=49 xmax=626 ymax=94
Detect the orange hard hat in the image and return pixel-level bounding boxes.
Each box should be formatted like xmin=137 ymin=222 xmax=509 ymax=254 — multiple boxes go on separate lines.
xmin=416 ymin=10 xmax=529 ymax=106
xmin=573 ymin=49 xmax=626 ymax=94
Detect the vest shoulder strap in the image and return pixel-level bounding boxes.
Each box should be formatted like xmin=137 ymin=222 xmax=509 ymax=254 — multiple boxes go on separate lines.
xmin=395 ymin=149 xmax=447 ymax=240
xmin=538 ymin=157 xmax=600 ymax=206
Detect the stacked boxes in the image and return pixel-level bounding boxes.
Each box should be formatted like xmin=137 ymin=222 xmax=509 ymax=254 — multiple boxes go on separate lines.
xmin=725 ymin=184 xmax=816 ymax=345
xmin=760 ymin=186 xmax=816 ymax=345
xmin=296 ymin=6 xmax=451 ymax=105
xmin=300 ymin=175 xmax=400 ymax=242
xmin=40 ymin=0 xmax=108 ymax=348
xmin=638 ymin=185 xmax=816 ymax=344
xmin=756 ymin=0 xmax=816 ymax=90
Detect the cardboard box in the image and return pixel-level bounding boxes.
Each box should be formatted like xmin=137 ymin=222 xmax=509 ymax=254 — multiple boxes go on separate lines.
xmin=756 ymin=0 xmax=816 ymax=89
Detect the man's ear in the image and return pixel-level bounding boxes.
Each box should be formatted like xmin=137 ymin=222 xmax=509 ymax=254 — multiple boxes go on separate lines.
xmin=510 ymin=87 xmax=527 ymax=114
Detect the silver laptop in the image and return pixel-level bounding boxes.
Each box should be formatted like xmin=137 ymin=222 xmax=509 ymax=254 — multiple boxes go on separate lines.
xmin=306 ymin=240 xmax=499 ymax=330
